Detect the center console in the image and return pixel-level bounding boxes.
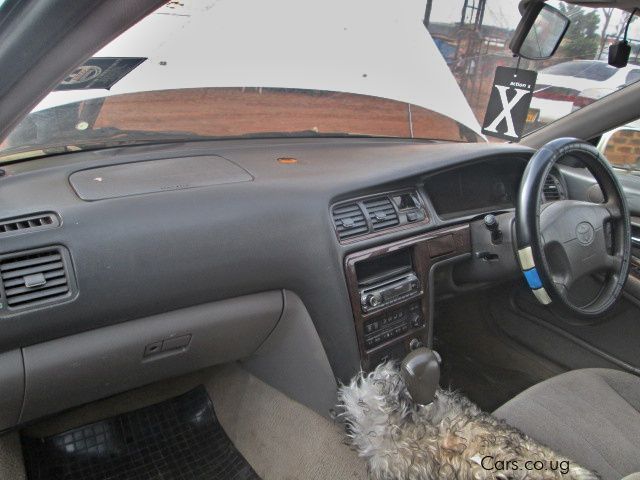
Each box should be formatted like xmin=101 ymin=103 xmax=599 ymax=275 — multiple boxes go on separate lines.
xmin=344 ymin=224 xmax=471 ymax=369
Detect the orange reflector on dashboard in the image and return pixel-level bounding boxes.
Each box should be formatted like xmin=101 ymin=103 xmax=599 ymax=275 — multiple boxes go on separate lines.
xmin=277 ymin=157 xmax=298 ymax=164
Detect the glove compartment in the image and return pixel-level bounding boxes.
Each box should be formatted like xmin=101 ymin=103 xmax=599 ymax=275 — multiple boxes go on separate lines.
xmin=20 ymin=291 xmax=283 ymax=423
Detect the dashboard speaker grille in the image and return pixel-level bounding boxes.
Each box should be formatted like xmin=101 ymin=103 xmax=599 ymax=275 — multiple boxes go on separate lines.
xmin=0 ymin=247 xmax=73 ymax=309
xmin=363 ymin=196 xmax=399 ymax=231
xmin=332 ymin=203 xmax=368 ymax=239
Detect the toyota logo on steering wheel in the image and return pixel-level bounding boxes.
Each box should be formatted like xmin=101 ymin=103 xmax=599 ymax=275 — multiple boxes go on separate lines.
xmin=576 ymin=222 xmax=595 ymax=246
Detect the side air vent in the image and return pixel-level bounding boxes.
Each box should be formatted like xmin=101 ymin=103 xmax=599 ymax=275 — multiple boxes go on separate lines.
xmin=363 ymin=197 xmax=399 ymax=231
xmin=543 ymin=174 xmax=564 ymax=202
xmin=332 ymin=203 xmax=368 ymax=240
xmin=0 ymin=247 xmax=76 ymax=310
xmin=0 ymin=213 xmax=59 ymax=236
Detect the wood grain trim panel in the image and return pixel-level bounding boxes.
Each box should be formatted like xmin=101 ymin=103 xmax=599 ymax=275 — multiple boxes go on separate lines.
xmin=344 ymin=223 xmax=470 ymax=369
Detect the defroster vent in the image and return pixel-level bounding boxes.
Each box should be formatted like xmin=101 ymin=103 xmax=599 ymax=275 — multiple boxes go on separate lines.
xmin=0 ymin=247 xmax=76 ymax=310
xmin=0 ymin=213 xmax=59 ymax=236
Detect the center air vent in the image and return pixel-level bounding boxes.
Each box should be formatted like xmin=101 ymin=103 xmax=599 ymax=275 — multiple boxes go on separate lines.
xmin=0 ymin=247 xmax=76 ymax=310
xmin=332 ymin=203 xmax=368 ymax=240
xmin=332 ymin=189 xmax=427 ymax=242
xmin=363 ymin=197 xmax=399 ymax=231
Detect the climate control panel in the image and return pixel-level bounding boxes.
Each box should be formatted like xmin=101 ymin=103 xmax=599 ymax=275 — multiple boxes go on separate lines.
xmin=363 ymin=302 xmax=424 ymax=349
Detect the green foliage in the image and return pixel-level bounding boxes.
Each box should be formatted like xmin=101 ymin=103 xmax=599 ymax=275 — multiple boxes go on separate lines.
xmin=557 ymin=4 xmax=600 ymax=60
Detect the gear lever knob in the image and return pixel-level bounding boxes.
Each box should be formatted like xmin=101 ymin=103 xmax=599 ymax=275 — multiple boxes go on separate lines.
xmin=400 ymin=347 xmax=441 ymax=406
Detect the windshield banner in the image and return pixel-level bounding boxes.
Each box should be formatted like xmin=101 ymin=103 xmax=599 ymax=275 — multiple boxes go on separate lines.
xmin=482 ymin=66 xmax=537 ymax=141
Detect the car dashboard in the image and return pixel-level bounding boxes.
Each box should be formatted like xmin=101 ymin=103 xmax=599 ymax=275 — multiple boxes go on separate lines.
xmin=0 ymin=137 xmax=583 ymax=429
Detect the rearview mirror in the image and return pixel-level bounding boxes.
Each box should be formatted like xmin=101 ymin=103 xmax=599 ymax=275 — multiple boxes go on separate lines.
xmin=510 ymin=1 xmax=570 ymax=60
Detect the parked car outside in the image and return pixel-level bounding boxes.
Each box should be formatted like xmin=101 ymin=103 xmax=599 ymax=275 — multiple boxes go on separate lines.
xmin=529 ymin=59 xmax=640 ymax=125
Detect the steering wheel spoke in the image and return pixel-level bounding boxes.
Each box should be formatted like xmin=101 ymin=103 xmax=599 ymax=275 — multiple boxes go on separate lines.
xmin=603 ymin=201 xmax=623 ymax=221
xmin=604 ymin=254 xmax=623 ymax=274
xmin=551 ymin=269 xmax=575 ymax=290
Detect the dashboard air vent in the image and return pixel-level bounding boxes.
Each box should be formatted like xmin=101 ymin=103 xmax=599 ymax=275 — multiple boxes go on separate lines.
xmin=0 ymin=248 xmax=72 ymax=309
xmin=363 ymin=196 xmax=399 ymax=231
xmin=332 ymin=203 xmax=368 ymax=240
xmin=0 ymin=213 xmax=58 ymax=236
xmin=543 ymin=174 xmax=562 ymax=202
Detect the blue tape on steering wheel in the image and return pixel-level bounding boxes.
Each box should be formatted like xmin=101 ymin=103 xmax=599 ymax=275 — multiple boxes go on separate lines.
xmin=523 ymin=268 xmax=543 ymax=290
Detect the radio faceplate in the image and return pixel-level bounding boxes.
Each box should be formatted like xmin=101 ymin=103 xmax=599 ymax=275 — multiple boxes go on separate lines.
xmin=359 ymin=272 xmax=421 ymax=313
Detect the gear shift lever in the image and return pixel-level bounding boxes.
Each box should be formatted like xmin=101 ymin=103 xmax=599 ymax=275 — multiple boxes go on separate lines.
xmin=401 ymin=347 xmax=441 ymax=405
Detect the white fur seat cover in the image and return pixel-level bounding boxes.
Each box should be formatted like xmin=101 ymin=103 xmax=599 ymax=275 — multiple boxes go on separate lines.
xmin=337 ymin=362 xmax=598 ymax=480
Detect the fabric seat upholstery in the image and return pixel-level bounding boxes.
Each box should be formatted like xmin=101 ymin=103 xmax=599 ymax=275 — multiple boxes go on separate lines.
xmin=494 ymin=368 xmax=640 ymax=480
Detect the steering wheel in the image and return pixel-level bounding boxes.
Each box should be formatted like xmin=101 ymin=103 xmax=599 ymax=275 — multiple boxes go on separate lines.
xmin=515 ymin=137 xmax=631 ymax=318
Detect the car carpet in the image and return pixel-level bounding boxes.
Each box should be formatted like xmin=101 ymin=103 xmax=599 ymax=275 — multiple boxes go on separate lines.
xmin=20 ymin=385 xmax=260 ymax=480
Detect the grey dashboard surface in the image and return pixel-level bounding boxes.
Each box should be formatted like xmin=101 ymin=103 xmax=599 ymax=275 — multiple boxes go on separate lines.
xmin=0 ymin=138 xmax=533 ymax=382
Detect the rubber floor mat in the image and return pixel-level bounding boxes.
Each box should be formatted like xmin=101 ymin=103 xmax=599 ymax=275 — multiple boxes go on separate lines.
xmin=21 ymin=385 xmax=260 ymax=480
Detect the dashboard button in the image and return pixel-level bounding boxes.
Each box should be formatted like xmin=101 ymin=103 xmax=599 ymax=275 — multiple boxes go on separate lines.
xmin=406 ymin=210 xmax=425 ymax=222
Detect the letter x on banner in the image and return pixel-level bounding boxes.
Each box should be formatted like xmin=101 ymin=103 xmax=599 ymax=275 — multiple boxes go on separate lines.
xmin=482 ymin=66 xmax=537 ymax=141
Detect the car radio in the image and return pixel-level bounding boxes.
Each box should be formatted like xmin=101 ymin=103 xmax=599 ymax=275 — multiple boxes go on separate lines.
xmin=359 ymin=272 xmax=421 ymax=313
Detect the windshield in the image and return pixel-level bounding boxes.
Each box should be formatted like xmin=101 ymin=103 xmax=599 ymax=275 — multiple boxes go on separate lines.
xmin=1 ymin=0 xmax=639 ymax=161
